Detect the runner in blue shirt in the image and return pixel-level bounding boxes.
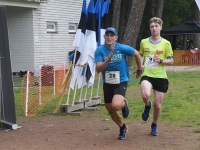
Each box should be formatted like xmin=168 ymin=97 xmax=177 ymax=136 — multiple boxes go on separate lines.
xmin=94 ymin=27 xmax=143 ymax=140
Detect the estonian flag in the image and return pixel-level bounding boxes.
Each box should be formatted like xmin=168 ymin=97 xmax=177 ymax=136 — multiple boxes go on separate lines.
xmin=95 ymin=0 xmax=102 ymax=46
xmin=80 ymin=0 xmax=97 ymax=87
xmin=72 ymin=0 xmax=87 ymax=64
xmin=100 ymin=0 xmax=110 ymax=45
xmin=70 ymin=0 xmax=87 ymax=89
xmin=70 ymin=0 xmax=110 ymax=89
xmin=95 ymin=0 xmax=110 ymax=46
xmin=84 ymin=0 xmax=110 ymax=86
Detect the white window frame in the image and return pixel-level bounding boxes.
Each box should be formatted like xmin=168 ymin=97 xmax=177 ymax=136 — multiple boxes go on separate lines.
xmin=68 ymin=23 xmax=77 ymax=33
xmin=47 ymin=21 xmax=57 ymax=33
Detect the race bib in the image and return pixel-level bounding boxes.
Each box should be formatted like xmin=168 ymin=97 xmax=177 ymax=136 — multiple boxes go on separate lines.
xmin=105 ymin=71 xmax=120 ymax=84
xmin=145 ymin=55 xmax=159 ymax=68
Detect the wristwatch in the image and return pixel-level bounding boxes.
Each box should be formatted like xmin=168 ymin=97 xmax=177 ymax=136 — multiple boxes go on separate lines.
xmin=137 ymin=68 xmax=143 ymax=71
xmin=159 ymin=59 xmax=163 ymax=64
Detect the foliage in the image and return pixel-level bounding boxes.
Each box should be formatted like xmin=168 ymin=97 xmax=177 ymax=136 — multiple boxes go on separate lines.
xmin=162 ymin=0 xmax=194 ymax=28
xmin=107 ymin=0 xmax=195 ymax=49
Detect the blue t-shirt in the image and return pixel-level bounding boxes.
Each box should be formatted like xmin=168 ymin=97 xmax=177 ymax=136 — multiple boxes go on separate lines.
xmin=94 ymin=43 xmax=135 ymax=83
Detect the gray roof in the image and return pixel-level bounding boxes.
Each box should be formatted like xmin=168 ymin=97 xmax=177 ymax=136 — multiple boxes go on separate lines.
xmin=161 ymin=20 xmax=200 ymax=35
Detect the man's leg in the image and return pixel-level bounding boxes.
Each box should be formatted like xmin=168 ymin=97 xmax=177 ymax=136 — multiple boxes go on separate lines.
xmin=122 ymin=98 xmax=129 ymax=118
xmin=105 ymin=94 xmax=124 ymax=127
xmin=151 ymin=90 xmax=164 ymax=136
xmin=153 ymin=90 xmax=164 ymax=124
xmin=141 ymin=80 xmax=152 ymax=121
xmin=105 ymin=94 xmax=128 ymax=140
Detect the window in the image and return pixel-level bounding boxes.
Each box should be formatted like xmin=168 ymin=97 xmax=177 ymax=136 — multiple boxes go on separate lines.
xmin=68 ymin=23 xmax=77 ymax=33
xmin=47 ymin=21 xmax=57 ymax=33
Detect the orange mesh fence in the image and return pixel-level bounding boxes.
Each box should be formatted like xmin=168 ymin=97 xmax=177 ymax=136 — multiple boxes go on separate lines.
xmin=54 ymin=66 xmax=72 ymax=114
xmin=20 ymin=63 xmax=70 ymax=117
xmin=172 ymin=50 xmax=200 ymax=66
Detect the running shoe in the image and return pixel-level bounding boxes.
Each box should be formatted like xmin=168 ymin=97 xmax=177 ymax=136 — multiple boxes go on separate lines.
xmin=122 ymin=99 xmax=129 ymax=118
xmin=118 ymin=125 xmax=129 ymax=140
xmin=151 ymin=124 xmax=158 ymax=136
xmin=142 ymin=101 xmax=152 ymax=121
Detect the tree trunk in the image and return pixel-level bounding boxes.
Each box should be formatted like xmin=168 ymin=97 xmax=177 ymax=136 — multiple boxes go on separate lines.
xmin=191 ymin=1 xmax=200 ymax=49
xmin=111 ymin=0 xmax=121 ymax=30
xmin=155 ymin=0 xmax=164 ymax=18
xmin=123 ymin=0 xmax=146 ymax=47
xmin=151 ymin=0 xmax=156 ymax=16
xmin=118 ymin=0 xmax=125 ymax=43
xmin=122 ymin=0 xmax=146 ymax=66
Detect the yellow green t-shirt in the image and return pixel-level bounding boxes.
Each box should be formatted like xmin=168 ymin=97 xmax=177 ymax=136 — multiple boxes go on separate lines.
xmin=140 ymin=37 xmax=173 ymax=79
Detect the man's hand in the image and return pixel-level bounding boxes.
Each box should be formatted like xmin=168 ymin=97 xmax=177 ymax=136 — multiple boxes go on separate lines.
xmin=154 ymin=54 xmax=161 ymax=63
xmin=106 ymin=49 xmax=114 ymax=62
xmin=96 ymin=49 xmax=114 ymax=73
xmin=133 ymin=68 xmax=143 ymax=78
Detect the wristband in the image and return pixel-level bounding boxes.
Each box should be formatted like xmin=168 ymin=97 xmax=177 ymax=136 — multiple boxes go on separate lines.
xmin=159 ymin=59 xmax=163 ymax=64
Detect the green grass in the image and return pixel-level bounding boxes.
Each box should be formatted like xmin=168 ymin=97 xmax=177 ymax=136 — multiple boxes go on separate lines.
xmin=13 ymin=69 xmax=200 ymax=128
xmin=162 ymin=71 xmax=200 ymax=126
xmin=13 ymin=76 xmax=23 ymax=87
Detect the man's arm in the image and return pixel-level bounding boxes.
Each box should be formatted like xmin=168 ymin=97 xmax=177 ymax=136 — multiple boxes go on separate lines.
xmin=133 ymin=50 xmax=143 ymax=70
xmin=154 ymin=55 xmax=174 ymax=65
xmin=96 ymin=49 xmax=114 ymax=73
xmin=162 ymin=57 xmax=174 ymax=65
xmin=132 ymin=50 xmax=143 ymax=78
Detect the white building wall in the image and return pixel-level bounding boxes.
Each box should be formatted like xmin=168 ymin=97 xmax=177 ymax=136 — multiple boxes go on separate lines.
xmin=7 ymin=6 xmax=34 ymax=72
xmin=33 ymin=0 xmax=88 ymax=69
xmin=1 ymin=0 xmax=89 ymax=72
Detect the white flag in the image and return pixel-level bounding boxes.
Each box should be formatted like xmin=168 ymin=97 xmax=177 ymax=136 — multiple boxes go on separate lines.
xmin=195 ymin=0 xmax=200 ymax=11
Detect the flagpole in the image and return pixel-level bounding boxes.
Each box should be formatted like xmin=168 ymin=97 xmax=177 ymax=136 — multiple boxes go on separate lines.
xmin=66 ymin=46 xmax=79 ymax=105
xmin=89 ymin=83 xmax=94 ymax=100
xmin=72 ymin=48 xmax=90 ymax=104
xmin=82 ymin=65 xmax=88 ymax=101
xmin=79 ymin=63 xmax=87 ymax=101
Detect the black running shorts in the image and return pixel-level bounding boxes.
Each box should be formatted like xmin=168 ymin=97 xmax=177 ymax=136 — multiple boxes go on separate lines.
xmin=103 ymin=81 xmax=127 ymax=103
xmin=140 ymin=76 xmax=169 ymax=93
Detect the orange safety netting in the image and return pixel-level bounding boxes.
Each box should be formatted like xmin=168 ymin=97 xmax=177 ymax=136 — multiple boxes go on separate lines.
xmin=172 ymin=50 xmax=200 ymax=66
xmin=20 ymin=64 xmax=71 ymax=116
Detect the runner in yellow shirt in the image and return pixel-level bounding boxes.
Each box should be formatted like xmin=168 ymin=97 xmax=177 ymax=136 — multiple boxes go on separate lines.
xmin=139 ymin=17 xmax=174 ymax=136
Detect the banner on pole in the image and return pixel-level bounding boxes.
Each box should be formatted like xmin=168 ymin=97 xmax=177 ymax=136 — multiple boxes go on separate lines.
xmin=70 ymin=0 xmax=110 ymax=90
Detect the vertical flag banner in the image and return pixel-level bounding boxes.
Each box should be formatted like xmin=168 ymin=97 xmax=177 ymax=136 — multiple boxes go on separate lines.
xmin=100 ymin=0 xmax=110 ymax=45
xmin=70 ymin=0 xmax=87 ymax=89
xmin=95 ymin=0 xmax=103 ymax=46
xmin=72 ymin=0 xmax=87 ymax=52
xmin=82 ymin=0 xmax=97 ymax=86
xmin=70 ymin=0 xmax=110 ymax=89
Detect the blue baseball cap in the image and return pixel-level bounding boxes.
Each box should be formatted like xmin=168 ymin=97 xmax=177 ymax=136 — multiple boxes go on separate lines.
xmin=105 ymin=27 xmax=118 ymax=35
